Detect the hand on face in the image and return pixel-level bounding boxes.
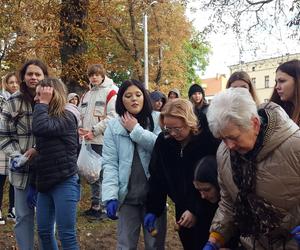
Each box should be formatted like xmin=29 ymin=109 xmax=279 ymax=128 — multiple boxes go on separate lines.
xmin=177 ymin=210 xmax=196 ymax=228
xmin=35 ymin=86 xmax=53 ymax=104
xmin=121 ymin=111 xmax=138 ymax=132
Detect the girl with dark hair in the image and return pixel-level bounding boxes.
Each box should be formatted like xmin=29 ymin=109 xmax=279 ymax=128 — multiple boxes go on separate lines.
xmin=270 ymin=59 xmax=300 ymax=245
xmin=102 ymin=79 xmax=166 ymax=249
xmin=270 ymin=59 xmax=300 ymax=126
xmin=0 ymin=59 xmax=48 ymax=249
xmin=188 ymin=84 xmax=210 ymax=132
xmin=194 ymin=156 xmax=242 ymax=250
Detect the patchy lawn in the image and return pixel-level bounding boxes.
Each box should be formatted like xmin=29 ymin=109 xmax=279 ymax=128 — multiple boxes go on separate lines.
xmin=0 ymin=180 xmax=183 ymax=249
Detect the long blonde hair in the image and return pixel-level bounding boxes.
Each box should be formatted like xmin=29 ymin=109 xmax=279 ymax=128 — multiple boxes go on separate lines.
xmin=160 ymin=99 xmax=199 ymax=135
xmin=37 ymin=78 xmax=67 ymax=117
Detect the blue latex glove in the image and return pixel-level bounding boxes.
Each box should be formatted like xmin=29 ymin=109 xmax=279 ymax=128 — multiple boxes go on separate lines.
xmin=203 ymin=242 xmax=220 ymax=250
xmin=144 ymin=213 xmax=156 ymax=233
xmin=106 ymin=199 xmax=118 ymax=220
xmin=291 ymin=225 xmax=300 ymax=245
xmin=26 ymin=186 xmax=38 ymax=209
xmin=10 ymin=154 xmax=28 ymax=172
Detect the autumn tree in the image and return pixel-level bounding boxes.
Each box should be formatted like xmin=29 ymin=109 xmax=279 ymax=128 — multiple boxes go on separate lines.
xmin=85 ymin=0 xmax=210 ymax=92
xmin=0 ymin=0 xmax=61 ymax=76
xmin=60 ymin=0 xmax=89 ymax=92
xmin=0 ymin=0 xmax=210 ymax=94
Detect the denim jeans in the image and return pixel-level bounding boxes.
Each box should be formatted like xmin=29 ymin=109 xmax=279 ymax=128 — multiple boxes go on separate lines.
xmin=14 ymin=183 xmax=35 ymax=250
xmin=37 ymin=174 xmax=80 ymax=250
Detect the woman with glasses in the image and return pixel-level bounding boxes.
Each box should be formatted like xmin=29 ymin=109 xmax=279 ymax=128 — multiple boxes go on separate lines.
xmin=102 ymin=79 xmax=166 ymax=249
xmin=144 ymin=99 xmax=219 ymax=250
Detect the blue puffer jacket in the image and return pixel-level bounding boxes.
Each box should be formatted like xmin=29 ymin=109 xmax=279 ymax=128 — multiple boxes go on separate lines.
xmin=102 ymin=111 xmax=161 ymax=205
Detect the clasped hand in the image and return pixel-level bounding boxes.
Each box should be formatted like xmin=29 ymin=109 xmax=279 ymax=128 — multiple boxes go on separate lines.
xmin=121 ymin=112 xmax=138 ymax=132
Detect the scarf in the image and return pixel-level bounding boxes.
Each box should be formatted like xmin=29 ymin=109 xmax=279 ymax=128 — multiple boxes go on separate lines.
xmin=230 ymin=110 xmax=283 ymax=239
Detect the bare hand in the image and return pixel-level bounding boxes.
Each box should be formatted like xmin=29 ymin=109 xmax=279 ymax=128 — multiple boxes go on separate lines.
xmin=177 ymin=210 xmax=196 ymax=228
xmin=121 ymin=112 xmax=138 ymax=132
xmin=84 ymin=131 xmax=94 ymax=141
xmin=24 ymin=148 xmax=38 ymax=161
xmin=78 ymin=128 xmax=89 ymax=137
xmin=39 ymin=86 xmax=53 ymax=104
xmin=78 ymin=128 xmax=94 ymax=141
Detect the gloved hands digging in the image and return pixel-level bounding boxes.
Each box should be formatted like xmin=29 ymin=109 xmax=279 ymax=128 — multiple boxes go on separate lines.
xmin=291 ymin=225 xmax=300 ymax=245
xmin=26 ymin=186 xmax=38 ymax=209
xmin=144 ymin=213 xmax=157 ymax=236
xmin=106 ymin=199 xmax=118 ymax=220
xmin=203 ymin=241 xmax=220 ymax=250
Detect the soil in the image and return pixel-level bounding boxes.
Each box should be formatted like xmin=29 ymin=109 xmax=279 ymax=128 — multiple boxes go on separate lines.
xmin=0 ymin=181 xmax=183 ymax=250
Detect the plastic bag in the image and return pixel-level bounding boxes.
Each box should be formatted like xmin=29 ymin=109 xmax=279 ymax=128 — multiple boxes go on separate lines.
xmin=77 ymin=138 xmax=102 ymax=184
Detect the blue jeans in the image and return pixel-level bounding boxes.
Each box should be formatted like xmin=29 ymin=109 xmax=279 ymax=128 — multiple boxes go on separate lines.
xmin=37 ymin=175 xmax=80 ymax=250
xmin=14 ymin=183 xmax=35 ymax=250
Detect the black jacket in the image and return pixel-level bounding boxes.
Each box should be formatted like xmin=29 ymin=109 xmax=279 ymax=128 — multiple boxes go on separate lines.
xmin=146 ymin=130 xmax=220 ymax=218
xmin=32 ymin=103 xmax=78 ymax=192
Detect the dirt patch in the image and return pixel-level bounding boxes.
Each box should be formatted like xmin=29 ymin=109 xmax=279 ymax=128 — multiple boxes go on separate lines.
xmin=0 ymin=181 xmax=183 ymax=249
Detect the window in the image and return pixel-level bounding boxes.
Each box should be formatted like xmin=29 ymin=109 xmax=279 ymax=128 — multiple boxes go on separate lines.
xmin=265 ymin=75 xmax=269 ymax=88
xmin=251 ymin=77 xmax=256 ymax=87
xmin=252 ymin=66 xmax=256 ymax=71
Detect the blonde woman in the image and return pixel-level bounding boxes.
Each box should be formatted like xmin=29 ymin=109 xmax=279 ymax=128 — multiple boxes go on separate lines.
xmin=32 ymin=78 xmax=80 ymax=249
xmin=144 ymin=99 xmax=219 ymax=249
xmin=0 ymin=72 xmax=20 ymax=224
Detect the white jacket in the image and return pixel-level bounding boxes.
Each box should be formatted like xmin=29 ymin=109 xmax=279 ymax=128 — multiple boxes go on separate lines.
xmin=78 ymin=76 xmax=118 ymax=145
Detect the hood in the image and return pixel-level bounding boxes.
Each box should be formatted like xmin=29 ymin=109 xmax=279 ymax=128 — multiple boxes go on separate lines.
xmin=257 ymin=102 xmax=299 ymax=161
xmin=150 ymin=91 xmax=164 ymax=102
xmin=168 ymin=88 xmax=180 ymax=98
xmin=91 ymin=76 xmax=116 ymax=90
xmin=65 ymin=103 xmax=80 ymax=125
xmin=67 ymin=93 xmax=80 ymax=102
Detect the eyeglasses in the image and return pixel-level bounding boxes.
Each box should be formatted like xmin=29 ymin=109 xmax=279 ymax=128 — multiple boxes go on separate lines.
xmin=163 ymin=126 xmax=184 ymax=135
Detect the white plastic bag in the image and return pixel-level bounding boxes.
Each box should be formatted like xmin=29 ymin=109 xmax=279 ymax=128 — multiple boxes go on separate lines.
xmin=77 ymin=138 xmax=102 ymax=184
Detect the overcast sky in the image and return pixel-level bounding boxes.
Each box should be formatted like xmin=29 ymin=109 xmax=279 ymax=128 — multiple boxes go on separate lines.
xmin=186 ymin=1 xmax=300 ymax=78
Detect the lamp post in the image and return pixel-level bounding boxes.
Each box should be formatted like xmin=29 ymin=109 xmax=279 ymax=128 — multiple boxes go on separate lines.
xmin=143 ymin=1 xmax=158 ymax=90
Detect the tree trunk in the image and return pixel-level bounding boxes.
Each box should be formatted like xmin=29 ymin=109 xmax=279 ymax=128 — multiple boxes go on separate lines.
xmin=60 ymin=0 xmax=89 ymax=93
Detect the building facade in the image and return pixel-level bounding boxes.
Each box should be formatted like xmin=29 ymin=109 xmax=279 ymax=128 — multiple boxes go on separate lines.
xmin=229 ymin=53 xmax=300 ymax=103
xmin=201 ymin=74 xmax=227 ymax=102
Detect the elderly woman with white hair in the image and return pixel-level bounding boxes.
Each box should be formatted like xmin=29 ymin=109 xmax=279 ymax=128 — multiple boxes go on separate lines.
xmin=203 ymin=88 xmax=300 ymax=250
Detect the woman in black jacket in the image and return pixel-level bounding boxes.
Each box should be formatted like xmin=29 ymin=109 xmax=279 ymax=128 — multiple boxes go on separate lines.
xmin=32 ymin=78 xmax=80 ymax=250
xmin=144 ymin=99 xmax=220 ymax=250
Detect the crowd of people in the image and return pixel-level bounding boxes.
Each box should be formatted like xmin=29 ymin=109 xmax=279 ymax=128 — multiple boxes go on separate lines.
xmin=0 ymin=58 xmax=299 ymax=250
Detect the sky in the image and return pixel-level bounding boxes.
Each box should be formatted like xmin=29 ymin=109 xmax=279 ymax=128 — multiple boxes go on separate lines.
xmin=186 ymin=1 xmax=300 ymax=78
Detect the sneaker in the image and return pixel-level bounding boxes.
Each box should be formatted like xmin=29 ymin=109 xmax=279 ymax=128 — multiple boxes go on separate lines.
xmin=7 ymin=208 xmax=16 ymax=222
xmin=83 ymin=207 xmax=102 ymax=220
xmin=0 ymin=210 xmax=5 ymax=225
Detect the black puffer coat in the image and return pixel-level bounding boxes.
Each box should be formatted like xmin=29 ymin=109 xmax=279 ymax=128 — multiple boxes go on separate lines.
xmin=146 ymin=130 xmax=220 ymax=249
xmin=32 ymin=103 xmax=78 ymax=192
